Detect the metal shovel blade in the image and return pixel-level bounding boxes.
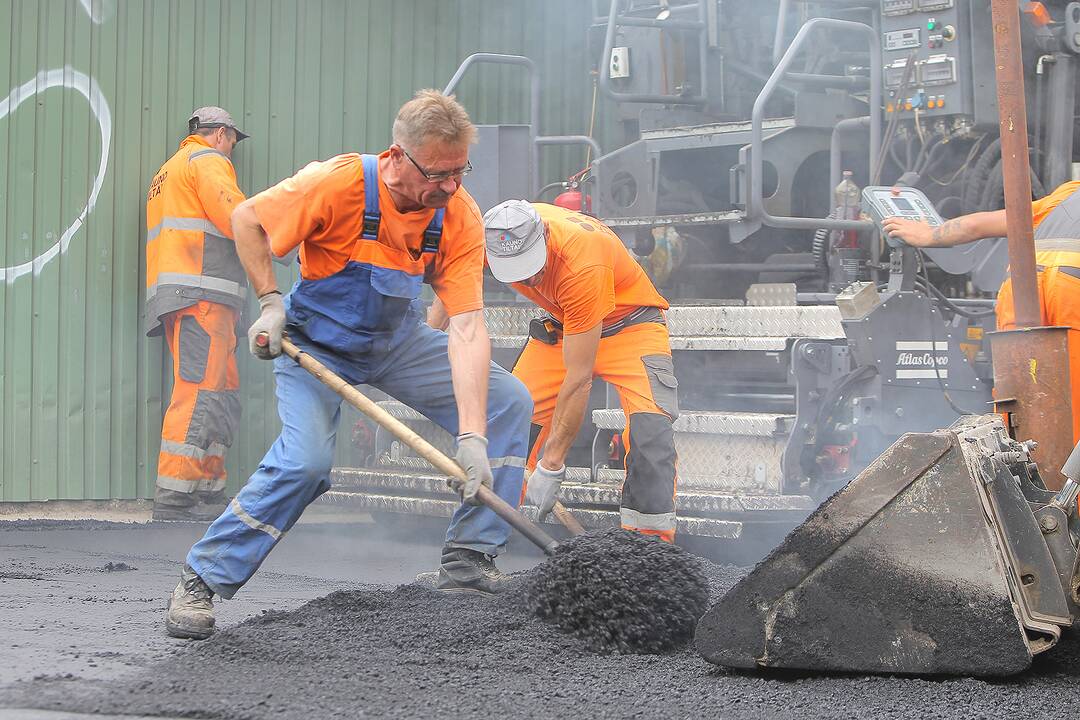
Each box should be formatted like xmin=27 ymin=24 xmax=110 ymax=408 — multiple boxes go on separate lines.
xmin=695 ymin=415 xmax=1072 ymax=677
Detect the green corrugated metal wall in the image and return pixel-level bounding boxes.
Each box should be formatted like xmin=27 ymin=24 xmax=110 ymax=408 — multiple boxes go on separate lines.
xmin=0 ymin=0 xmax=611 ymax=501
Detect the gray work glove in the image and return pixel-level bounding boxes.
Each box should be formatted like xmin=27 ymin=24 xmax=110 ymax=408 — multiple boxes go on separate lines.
xmin=248 ymin=290 xmax=286 ymax=359
xmin=455 ymin=433 xmax=493 ymax=507
xmin=526 ymin=462 xmax=565 ymax=522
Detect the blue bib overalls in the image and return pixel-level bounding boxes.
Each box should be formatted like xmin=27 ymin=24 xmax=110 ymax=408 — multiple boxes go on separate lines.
xmin=186 ymin=156 xmax=532 ymax=598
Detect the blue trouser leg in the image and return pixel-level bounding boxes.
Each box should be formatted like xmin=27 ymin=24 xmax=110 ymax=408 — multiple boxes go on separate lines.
xmin=186 ymin=349 xmax=343 ymax=599
xmin=372 ymin=322 xmax=532 ymax=556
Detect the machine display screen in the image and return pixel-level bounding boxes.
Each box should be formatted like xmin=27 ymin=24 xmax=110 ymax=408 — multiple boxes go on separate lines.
xmin=891 ymin=197 xmax=915 ymax=213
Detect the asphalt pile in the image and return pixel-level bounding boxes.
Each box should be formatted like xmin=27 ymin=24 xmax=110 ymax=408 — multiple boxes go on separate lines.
xmin=524 ymin=528 xmax=710 ymax=653
xmin=10 ymin=543 xmax=1080 ymax=719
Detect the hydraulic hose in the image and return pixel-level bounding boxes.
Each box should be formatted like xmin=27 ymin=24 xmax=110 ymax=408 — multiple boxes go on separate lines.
xmin=978 ymin=159 xmax=1046 ymax=212
xmin=962 ymin=138 xmax=1002 ymax=214
xmin=812 ymin=211 xmax=837 ymax=270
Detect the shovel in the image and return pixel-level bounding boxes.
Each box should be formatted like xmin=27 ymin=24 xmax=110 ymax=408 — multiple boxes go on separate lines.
xmin=260 ymin=334 xmax=582 ymax=555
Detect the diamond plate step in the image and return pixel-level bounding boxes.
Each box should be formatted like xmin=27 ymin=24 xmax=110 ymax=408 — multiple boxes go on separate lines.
xmin=328 ymin=468 xmax=815 ymax=518
xmin=592 ymin=410 xmax=789 ymax=493
xmin=483 ymin=304 xmax=843 ymax=342
xmin=318 ymin=489 xmax=743 ymax=539
xmin=370 ymin=402 xmax=787 ymax=493
xmin=592 ymin=409 xmax=793 ymax=436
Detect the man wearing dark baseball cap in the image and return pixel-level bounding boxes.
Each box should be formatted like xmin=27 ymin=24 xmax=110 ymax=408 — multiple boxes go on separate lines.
xmin=145 ymin=106 xmax=250 ymax=522
xmin=483 ymin=199 xmax=681 ymax=543
xmin=188 ymin=106 xmax=250 ymax=144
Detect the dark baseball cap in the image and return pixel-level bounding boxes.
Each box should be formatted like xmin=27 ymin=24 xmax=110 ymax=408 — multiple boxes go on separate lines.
xmin=188 ymin=106 xmax=249 ymax=141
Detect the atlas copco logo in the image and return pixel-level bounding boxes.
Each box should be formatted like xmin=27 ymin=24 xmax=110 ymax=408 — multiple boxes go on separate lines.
xmin=896 ymin=352 xmax=949 ymax=366
xmin=894 ymin=341 xmax=949 ymax=379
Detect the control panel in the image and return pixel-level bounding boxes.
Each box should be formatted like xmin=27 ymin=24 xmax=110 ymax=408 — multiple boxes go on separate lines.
xmin=880 ymin=0 xmax=987 ymax=122
xmin=861 ymin=185 xmax=944 ymax=247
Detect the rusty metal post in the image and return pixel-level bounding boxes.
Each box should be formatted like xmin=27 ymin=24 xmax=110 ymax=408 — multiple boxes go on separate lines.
xmin=986 ymin=2 xmax=1076 ymax=486
xmin=990 ymin=0 xmax=1040 ymax=327
xmin=990 ymin=327 xmax=1074 ymax=489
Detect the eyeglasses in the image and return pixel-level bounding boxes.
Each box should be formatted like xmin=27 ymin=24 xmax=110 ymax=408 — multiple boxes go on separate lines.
xmin=400 ymin=146 xmax=472 ymax=183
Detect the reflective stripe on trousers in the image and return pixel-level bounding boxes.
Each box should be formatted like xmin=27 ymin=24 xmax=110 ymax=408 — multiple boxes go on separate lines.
xmin=186 ymin=321 xmax=532 ymax=599
xmin=157 ymin=301 xmax=241 ymax=493
xmin=620 ymin=508 xmax=677 ymax=532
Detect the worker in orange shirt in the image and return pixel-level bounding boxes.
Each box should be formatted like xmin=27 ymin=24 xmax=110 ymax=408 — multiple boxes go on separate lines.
xmin=146 ymin=107 xmax=249 ymax=522
xmin=883 ymin=180 xmax=1080 ymax=443
xmin=483 ymin=200 xmax=679 ymax=542
xmin=165 ymin=91 xmax=532 ymax=640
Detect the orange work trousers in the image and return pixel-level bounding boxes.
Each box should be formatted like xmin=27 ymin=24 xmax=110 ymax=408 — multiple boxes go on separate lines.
xmin=997 ymin=265 xmax=1080 ymax=445
xmin=157 ymin=301 xmax=242 ymax=494
xmin=513 ymin=321 xmax=679 ymax=542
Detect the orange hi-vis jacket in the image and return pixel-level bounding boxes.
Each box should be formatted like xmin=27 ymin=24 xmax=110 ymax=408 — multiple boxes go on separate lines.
xmin=996 ymin=181 xmax=1080 ymax=443
xmin=145 ymin=135 xmax=247 ymax=335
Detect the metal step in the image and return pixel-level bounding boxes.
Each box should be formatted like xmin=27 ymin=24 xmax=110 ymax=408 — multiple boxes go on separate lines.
xmin=593 ymin=409 xmax=791 ymax=493
xmin=322 ymin=466 xmax=818 ymax=539
xmin=368 ymin=402 xmax=790 ymax=492
xmin=484 ymin=303 xmax=843 ymax=350
xmin=318 ymin=489 xmax=742 ymax=540
xmin=330 ymin=467 xmax=815 ymax=518
xmin=592 ymin=409 xmax=793 ymax=436
xmin=639 ymin=117 xmax=796 ymax=141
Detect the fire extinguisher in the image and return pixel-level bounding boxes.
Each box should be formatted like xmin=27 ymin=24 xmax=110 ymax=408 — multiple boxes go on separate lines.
xmin=553 ymin=181 xmax=592 ymax=213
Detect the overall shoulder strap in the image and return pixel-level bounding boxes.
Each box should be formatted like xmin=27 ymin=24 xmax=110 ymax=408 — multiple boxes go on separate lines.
xmin=361 ymin=154 xmax=381 ymax=240
xmin=422 ymin=209 xmax=445 ymax=253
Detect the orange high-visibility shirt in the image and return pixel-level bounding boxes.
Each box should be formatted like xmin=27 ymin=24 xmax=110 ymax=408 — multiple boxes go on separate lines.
xmin=252 ymin=151 xmax=485 ymax=317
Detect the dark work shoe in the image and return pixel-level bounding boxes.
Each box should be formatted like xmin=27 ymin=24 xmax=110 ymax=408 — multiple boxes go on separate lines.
xmin=153 ymin=487 xmax=226 ymax=522
xmin=165 ymin=565 xmax=216 ymax=640
xmin=198 ymin=490 xmax=228 ymax=507
xmin=436 ymin=546 xmax=512 ymax=595
xmin=152 ymin=501 xmax=224 ymax=522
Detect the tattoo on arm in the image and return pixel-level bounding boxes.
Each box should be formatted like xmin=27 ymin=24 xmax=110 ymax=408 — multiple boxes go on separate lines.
xmin=931 ymin=218 xmax=965 ymax=245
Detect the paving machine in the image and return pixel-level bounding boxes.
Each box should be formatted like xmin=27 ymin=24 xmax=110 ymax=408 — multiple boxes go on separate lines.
xmin=321 ymin=0 xmax=1080 ymax=559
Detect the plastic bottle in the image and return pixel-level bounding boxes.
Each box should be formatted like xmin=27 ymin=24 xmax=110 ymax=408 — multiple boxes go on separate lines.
xmin=834 ymin=170 xmax=860 ymax=249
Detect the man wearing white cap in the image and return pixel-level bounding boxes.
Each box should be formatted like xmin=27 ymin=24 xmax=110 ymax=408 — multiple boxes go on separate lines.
xmin=145 ymin=106 xmax=249 ymax=521
xmin=481 ymin=200 xmax=680 ymax=542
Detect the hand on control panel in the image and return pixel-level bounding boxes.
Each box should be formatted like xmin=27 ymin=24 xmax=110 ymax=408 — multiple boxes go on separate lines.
xmin=881 ymin=216 xmax=936 ymax=247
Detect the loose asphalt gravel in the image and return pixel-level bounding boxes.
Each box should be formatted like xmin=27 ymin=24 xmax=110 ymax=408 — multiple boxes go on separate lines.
xmin=4 ymin=520 xmax=1080 ymax=719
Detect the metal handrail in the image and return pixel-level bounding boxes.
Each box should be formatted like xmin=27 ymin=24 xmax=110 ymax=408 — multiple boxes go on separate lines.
xmin=534 ymin=135 xmax=603 ymax=162
xmin=444 ymin=53 xmax=540 ymax=196
xmin=749 ymin=18 xmax=880 ymax=232
xmin=598 ymin=0 xmax=709 ymax=106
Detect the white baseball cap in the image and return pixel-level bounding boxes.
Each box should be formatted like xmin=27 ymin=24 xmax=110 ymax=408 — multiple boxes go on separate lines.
xmin=483 ymin=200 xmax=547 ymax=283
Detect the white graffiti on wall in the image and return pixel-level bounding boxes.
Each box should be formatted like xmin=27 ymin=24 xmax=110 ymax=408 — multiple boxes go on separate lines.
xmin=77 ymin=0 xmax=115 ymax=25
xmin=0 ymin=67 xmax=112 ymax=283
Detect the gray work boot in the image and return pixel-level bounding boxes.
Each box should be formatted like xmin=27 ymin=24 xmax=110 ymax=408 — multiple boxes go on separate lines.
xmin=199 ymin=489 xmax=228 ymax=507
xmin=165 ymin=564 xmax=216 ymax=640
xmin=153 ymin=488 xmax=225 ymax=522
xmin=436 ymin=546 xmax=512 ymax=595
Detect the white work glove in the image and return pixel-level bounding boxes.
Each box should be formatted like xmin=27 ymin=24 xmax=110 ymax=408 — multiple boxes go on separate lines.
xmin=526 ymin=462 xmax=565 ymax=522
xmin=248 ymin=290 xmax=286 ymax=359
xmin=455 ymin=433 xmax=493 ymax=507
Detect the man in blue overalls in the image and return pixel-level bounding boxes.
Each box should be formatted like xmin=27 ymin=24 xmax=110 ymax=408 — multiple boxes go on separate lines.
xmin=164 ymin=90 xmax=533 ymax=640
